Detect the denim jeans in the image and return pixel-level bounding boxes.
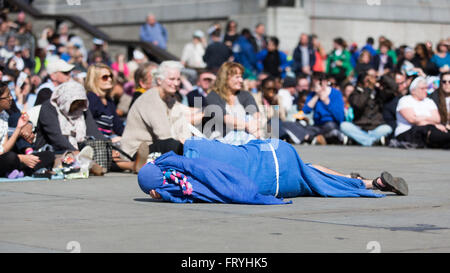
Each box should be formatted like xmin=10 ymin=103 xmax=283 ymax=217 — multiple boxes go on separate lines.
xmin=340 ymin=122 xmax=392 ymax=146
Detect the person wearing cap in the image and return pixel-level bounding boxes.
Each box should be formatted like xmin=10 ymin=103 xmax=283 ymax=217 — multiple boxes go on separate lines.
xmin=395 ymin=76 xmax=450 ymax=148
xmin=126 ymin=49 xmax=147 ymax=83
xmin=87 ymin=38 xmax=111 ymax=66
xmin=34 ymin=58 xmax=74 ymax=106
xmin=180 ymin=30 xmax=206 ymax=69
xmin=11 ymin=45 xmax=25 ymax=71
xmin=139 ymin=14 xmax=168 ymax=50
xmin=277 ymin=76 xmax=298 ymax=116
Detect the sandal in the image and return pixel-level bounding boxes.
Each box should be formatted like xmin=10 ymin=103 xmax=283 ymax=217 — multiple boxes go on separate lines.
xmin=372 ymin=171 xmax=409 ymax=196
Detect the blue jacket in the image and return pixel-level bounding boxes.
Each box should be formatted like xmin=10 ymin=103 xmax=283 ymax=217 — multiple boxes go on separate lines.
xmin=139 ymin=23 xmax=168 ymax=49
xmin=257 ymin=49 xmax=289 ymax=78
xmin=302 ymin=87 xmax=345 ymax=125
xmin=233 ymin=36 xmax=258 ymax=73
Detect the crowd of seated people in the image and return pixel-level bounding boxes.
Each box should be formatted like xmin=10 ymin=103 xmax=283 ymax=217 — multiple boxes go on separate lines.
xmin=0 ymin=9 xmax=449 ymax=178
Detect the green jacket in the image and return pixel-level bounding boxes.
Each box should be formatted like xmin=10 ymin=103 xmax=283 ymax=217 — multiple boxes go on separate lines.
xmin=326 ymin=50 xmax=353 ymax=77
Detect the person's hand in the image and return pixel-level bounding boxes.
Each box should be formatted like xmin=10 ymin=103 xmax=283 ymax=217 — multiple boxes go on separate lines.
xmin=111 ymin=136 xmax=122 ymax=143
xmin=435 ymin=124 xmax=448 ymax=133
xmin=17 ymin=113 xmax=29 ymax=129
xmin=19 ymin=123 xmax=35 ymax=143
xmin=335 ymin=60 xmax=343 ymax=67
xmin=112 ymin=150 xmax=121 ymax=161
xmin=246 ymin=119 xmax=259 ymax=136
xmin=149 ymin=189 xmax=162 ymax=199
xmin=302 ymin=66 xmax=311 ymax=75
xmin=18 ymin=154 xmax=40 ymax=169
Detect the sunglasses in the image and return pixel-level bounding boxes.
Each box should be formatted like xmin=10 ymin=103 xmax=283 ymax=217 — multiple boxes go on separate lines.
xmin=442 ymin=80 xmax=450 ymax=84
xmin=101 ymin=74 xmax=112 ymax=81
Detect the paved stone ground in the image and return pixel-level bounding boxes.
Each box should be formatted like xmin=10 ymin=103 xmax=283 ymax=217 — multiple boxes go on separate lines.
xmin=0 ymin=145 xmax=449 ymax=253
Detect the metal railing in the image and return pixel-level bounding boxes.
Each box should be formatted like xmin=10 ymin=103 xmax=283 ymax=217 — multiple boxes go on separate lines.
xmin=5 ymin=0 xmax=179 ymax=63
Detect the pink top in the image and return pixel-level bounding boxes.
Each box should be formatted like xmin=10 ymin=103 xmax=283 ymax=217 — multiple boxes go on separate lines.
xmin=111 ymin=62 xmax=129 ymax=77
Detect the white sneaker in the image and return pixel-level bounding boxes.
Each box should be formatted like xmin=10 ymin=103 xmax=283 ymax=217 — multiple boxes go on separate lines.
xmin=78 ymin=145 xmax=94 ymax=160
xmin=380 ymin=136 xmax=386 ymax=146
xmin=342 ymin=135 xmax=349 ymax=145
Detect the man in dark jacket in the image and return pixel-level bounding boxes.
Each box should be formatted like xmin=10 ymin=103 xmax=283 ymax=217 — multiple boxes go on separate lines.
xmin=339 ymin=69 xmax=393 ymax=146
xmin=203 ymin=29 xmax=232 ymax=73
xmin=292 ymin=33 xmax=316 ymax=77
xmin=382 ymin=71 xmax=409 ymax=138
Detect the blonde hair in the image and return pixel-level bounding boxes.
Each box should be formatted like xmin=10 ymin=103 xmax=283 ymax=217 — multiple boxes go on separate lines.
xmin=85 ymin=63 xmax=115 ymax=96
xmin=210 ymin=62 xmax=244 ymax=104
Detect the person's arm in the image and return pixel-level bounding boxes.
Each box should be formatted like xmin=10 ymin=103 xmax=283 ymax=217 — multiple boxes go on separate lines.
xmin=139 ymin=24 xmax=149 ymax=42
xmin=399 ymin=108 xmax=441 ymax=126
xmin=84 ymin=109 xmax=106 ymax=140
xmin=326 ymin=91 xmax=345 ymax=123
xmin=1 ymin=113 xmax=28 ymax=154
xmin=348 ymin=88 xmax=370 ymax=111
xmin=302 ymin=93 xmax=318 ymax=114
xmin=38 ymin=102 xmax=77 ymax=151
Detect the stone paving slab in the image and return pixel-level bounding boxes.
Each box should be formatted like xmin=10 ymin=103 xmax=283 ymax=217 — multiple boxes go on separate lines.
xmin=0 ymin=145 xmax=449 ymax=253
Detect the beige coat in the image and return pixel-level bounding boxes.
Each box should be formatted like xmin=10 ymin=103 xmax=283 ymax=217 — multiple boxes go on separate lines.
xmin=121 ymin=87 xmax=192 ymax=157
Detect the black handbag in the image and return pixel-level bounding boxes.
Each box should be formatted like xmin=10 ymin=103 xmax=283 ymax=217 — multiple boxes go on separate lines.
xmin=82 ymin=136 xmax=134 ymax=172
xmin=83 ymin=137 xmax=113 ymax=172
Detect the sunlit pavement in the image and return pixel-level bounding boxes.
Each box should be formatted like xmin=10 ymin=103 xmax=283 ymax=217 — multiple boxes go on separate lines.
xmin=1 ymin=145 xmax=449 ymax=253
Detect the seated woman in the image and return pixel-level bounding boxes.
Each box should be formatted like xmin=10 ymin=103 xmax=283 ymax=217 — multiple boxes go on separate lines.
xmin=302 ymin=72 xmax=347 ymax=144
xmin=395 ymin=76 xmax=450 ymax=149
xmin=121 ymin=61 xmax=202 ymax=173
xmin=34 ymin=81 xmax=135 ymax=173
xmin=0 ymin=82 xmax=54 ymax=178
xmin=429 ymin=72 xmax=450 ymax=131
xmin=203 ymin=62 xmax=262 ymax=145
xmin=138 ymin=138 xmax=408 ymax=205
xmin=85 ymin=63 xmax=124 ymax=141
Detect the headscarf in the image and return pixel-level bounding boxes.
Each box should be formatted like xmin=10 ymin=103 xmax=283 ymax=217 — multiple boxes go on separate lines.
xmin=137 ymin=151 xmax=290 ymax=205
xmin=50 ymin=81 xmax=89 ymax=150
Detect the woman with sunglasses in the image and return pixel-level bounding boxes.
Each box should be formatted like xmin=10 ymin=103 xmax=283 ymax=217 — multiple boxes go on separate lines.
xmin=0 ymin=82 xmax=54 ymax=178
xmin=85 ymin=63 xmax=124 ymax=141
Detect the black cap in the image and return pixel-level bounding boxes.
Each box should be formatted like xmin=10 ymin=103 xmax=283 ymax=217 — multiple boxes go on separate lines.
xmin=282 ymin=76 xmax=296 ymax=88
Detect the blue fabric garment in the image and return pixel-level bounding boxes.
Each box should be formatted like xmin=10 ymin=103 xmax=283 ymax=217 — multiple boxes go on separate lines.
xmin=302 ymin=87 xmax=345 ymax=126
xmin=233 ymin=36 xmax=258 ymax=74
xmin=430 ymin=53 xmax=450 ymax=68
xmin=137 ymin=138 xmax=384 ymax=205
xmin=184 ymin=138 xmax=384 ymax=198
xmin=256 ymin=49 xmax=289 ymax=78
xmin=139 ymin=23 xmax=168 ymax=49
xmin=138 ymin=151 xmax=289 ymax=205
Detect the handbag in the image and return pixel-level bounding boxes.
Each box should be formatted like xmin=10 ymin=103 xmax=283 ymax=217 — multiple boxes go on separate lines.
xmin=82 ymin=136 xmax=134 ymax=172
xmin=82 ymin=137 xmax=113 ymax=172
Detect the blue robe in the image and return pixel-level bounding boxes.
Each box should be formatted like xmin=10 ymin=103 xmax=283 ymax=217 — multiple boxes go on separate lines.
xmin=184 ymin=138 xmax=383 ymax=198
xmin=137 ymin=138 xmax=383 ymax=205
